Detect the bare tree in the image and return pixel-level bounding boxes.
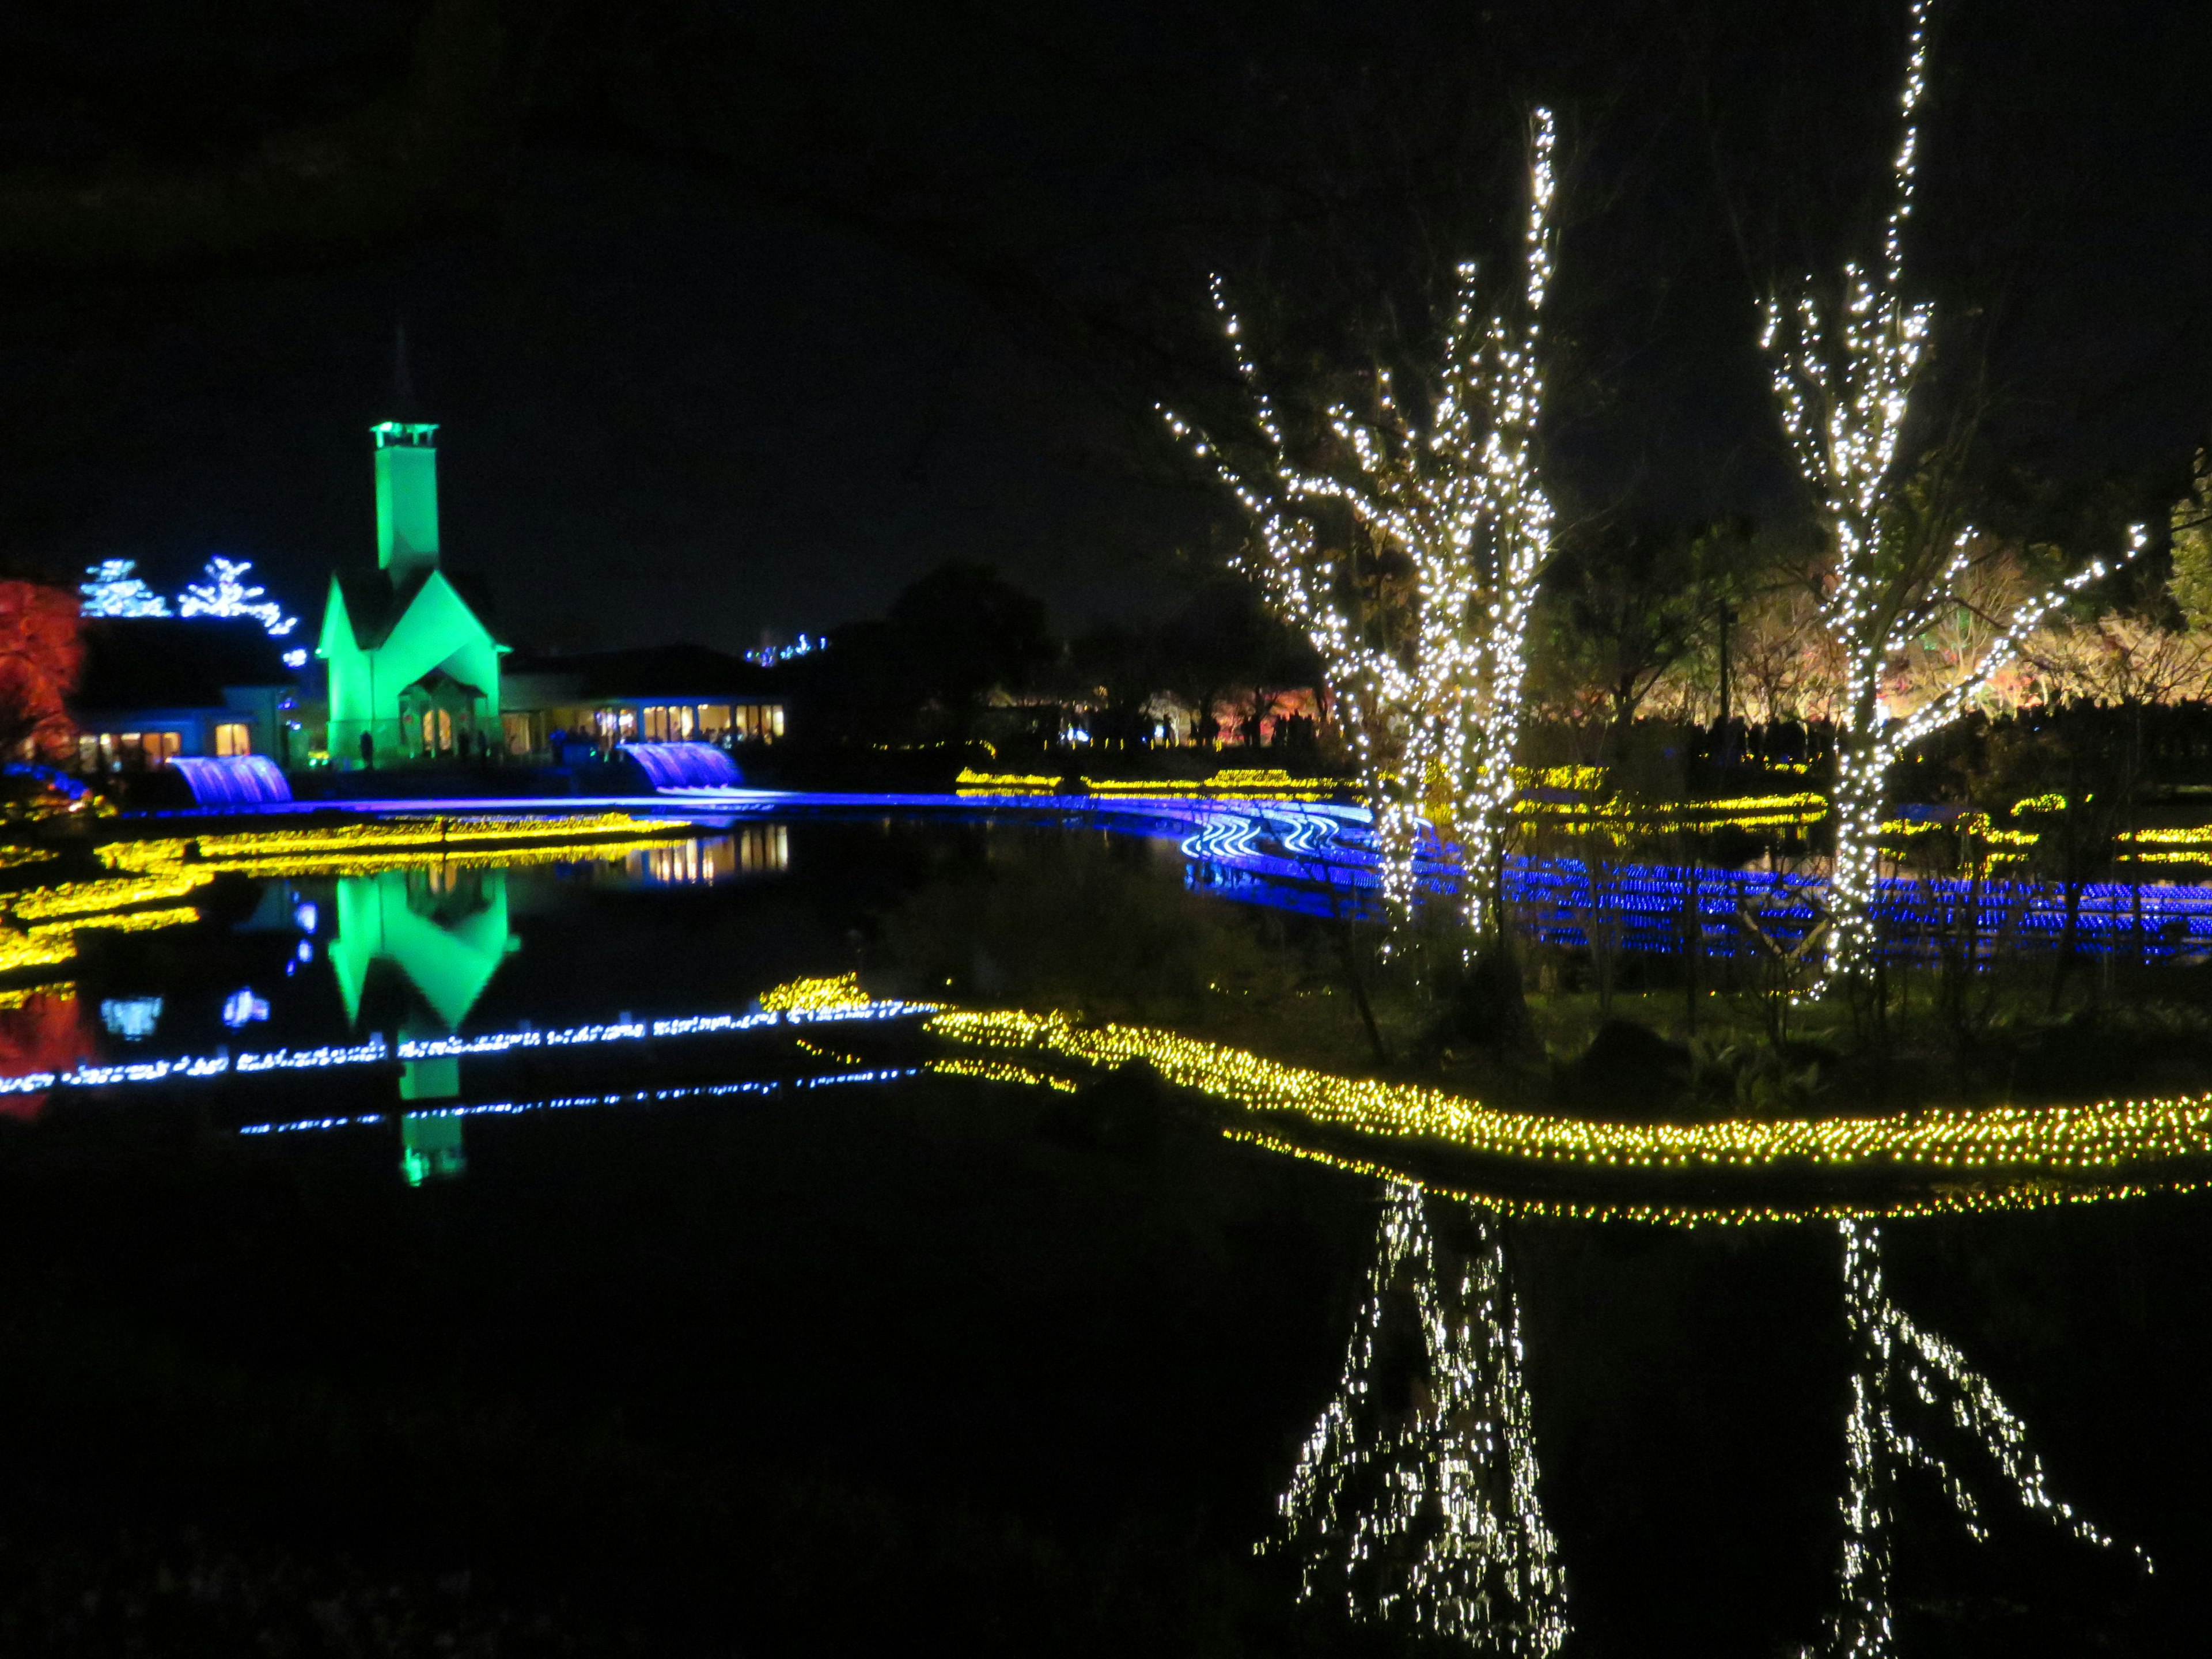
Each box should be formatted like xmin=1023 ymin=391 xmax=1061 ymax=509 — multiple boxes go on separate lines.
xmin=1760 ymin=0 xmax=2141 ymax=983
xmin=1167 ymin=112 xmax=1559 ymax=938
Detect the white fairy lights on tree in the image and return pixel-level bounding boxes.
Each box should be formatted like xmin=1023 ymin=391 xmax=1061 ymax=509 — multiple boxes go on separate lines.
xmin=1269 ymin=1181 xmax=1569 ymax=1654
xmin=79 ymin=559 xmax=172 ymax=618
xmin=1821 ymin=1220 xmax=2147 ymax=1657
xmin=179 ymin=556 xmax=298 ymax=638
xmin=1168 ymin=111 xmax=1558 ymax=933
xmin=1762 ymin=0 xmax=2143 ymax=979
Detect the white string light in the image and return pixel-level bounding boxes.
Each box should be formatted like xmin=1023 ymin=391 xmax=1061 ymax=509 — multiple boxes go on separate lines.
xmin=178 ymin=555 xmax=298 ymax=637
xmin=1762 ymin=0 xmax=2144 ymax=980
xmin=1166 ymin=111 xmax=1559 ymax=933
xmin=1269 ymin=1181 xmax=1569 ymax=1653
xmin=1820 ymin=1220 xmax=2147 ymax=1656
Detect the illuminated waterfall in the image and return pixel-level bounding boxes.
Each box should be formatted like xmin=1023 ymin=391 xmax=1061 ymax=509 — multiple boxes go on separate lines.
xmin=616 ymin=741 xmax=744 ymax=790
xmin=1270 ymin=1181 xmax=1568 ymax=1654
xmin=169 ymin=755 xmax=293 ymax=807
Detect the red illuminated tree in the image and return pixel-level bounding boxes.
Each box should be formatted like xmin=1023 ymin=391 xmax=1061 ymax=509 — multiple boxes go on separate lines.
xmin=0 ymin=582 xmax=83 ymax=761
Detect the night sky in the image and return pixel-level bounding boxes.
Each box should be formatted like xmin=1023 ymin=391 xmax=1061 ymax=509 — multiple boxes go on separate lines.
xmin=0 ymin=0 xmax=2205 ymax=653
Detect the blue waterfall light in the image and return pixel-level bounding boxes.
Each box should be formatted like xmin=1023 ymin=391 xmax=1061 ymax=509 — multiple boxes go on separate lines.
xmin=171 ymin=755 xmax=293 ymax=808
xmin=617 ymin=741 xmax=745 ymax=791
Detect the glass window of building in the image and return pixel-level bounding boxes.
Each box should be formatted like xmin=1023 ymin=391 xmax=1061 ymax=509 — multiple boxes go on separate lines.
xmin=214 ymin=722 xmax=251 ymax=757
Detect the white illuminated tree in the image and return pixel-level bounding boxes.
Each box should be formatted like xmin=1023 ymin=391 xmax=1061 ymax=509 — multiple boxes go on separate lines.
xmin=178 ymin=556 xmax=297 ymax=637
xmin=1168 ymin=112 xmax=1558 ymax=933
xmin=79 ymin=558 xmax=172 ymax=618
xmin=1270 ymin=1181 xmax=1569 ymax=1655
xmin=1762 ymin=0 xmax=2142 ymax=980
xmin=1818 ymin=1219 xmax=2145 ymax=1657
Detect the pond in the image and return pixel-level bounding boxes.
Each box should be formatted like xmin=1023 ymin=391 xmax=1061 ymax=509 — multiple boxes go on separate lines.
xmin=0 ymin=805 xmax=2205 ymax=1657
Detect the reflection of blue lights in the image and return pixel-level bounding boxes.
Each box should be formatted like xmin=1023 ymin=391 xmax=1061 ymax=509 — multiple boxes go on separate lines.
xmin=100 ymin=997 xmax=162 ymax=1041
xmin=0 ymin=998 xmax=929 ymax=1097
xmin=294 ymin=901 xmax=317 ymax=934
xmin=222 ymin=987 xmax=271 ymax=1028
xmin=296 ymin=941 xmax=313 ymax=963
xmin=283 ymin=648 xmax=308 ymax=669
xmin=234 ymin=1067 xmax=918 ymax=1138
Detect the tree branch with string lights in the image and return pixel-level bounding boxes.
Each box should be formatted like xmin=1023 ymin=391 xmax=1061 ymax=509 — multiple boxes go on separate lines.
xmin=1761 ymin=0 xmax=2142 ymax=985
xmin=1165 ymin=111 xmax=1559 ymax=941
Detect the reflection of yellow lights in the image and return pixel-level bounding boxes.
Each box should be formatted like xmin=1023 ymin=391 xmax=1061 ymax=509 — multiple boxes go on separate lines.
xmin=926 ymin=1005 xmax=2212 ymax=1176
xmin=759 ymin=972 xmax=873 ymax=1014
xmin=32 ymin=906 xmax=200 ymax=940
xmin=1222 ymin=1128 xmax=2208 ymax=1229
xmin=9 ymin=872 xmax=214 ymax=922
xmin=0 ymin=930 xmax=77 ymax=973
xmin=200 ymin=836 xmax=686 ymax=878
xmin=100 ymin=813 xmax=683 ymax=874
xmin=0 ymin=982 xmax=70 ymax=1010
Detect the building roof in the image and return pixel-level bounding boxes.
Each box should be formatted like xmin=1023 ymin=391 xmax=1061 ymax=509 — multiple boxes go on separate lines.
xmin=75 ymin=617 xmax=296 ymax=712
xmin=503 ymin=642 xmax=777 ymax=701
xmin=332 ymin=567 xmax=502 ymax=652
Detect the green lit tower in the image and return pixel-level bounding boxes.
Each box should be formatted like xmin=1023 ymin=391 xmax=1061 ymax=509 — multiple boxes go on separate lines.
xmin=319 ymin=334 xmax=506 ymax=767
xmin=374 ymin=419 xmax=442 ymax=580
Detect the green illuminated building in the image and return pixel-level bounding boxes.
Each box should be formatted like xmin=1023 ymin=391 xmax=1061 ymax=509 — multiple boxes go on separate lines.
xmin=319 ymin=419 xmax=506 ymax=766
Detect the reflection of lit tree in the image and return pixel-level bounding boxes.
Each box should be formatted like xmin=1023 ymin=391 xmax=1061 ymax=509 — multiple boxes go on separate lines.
xmin=1820 ymin=1221 xmax=2146 ymax=1657
xmin=1271 ymin=1181 xmax=1567 ymax=1654
xmin=1168 ymin=113 xmax=1558 ymax=934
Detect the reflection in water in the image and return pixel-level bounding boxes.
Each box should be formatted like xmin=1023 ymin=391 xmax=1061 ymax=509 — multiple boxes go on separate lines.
xmin=1820 ymin=1221 xmax=2147 ymax=1657
xmin=328 ymin=868 xmax=516 ymax=1032
xmin=1271 ymin=1181 xmax=1568 ymax=1654
xmin=621 ymin=826 xmax=789 ymax=887
xmin=400 ymin=1110 xmax=467 ymax=1186
xmin=327 ymin=867 xmax=519 ymax=1168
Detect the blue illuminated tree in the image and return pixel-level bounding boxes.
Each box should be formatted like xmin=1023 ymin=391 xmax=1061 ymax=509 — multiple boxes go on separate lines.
xmin=179 ymin=556 xmax=297 ymax=637
xmin=80 ymin=559 xmax=172 ymax=618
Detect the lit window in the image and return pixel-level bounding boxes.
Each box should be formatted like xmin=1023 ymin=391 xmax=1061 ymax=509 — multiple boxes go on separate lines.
xmin=214 ymin=722 xmax=251 ymax=757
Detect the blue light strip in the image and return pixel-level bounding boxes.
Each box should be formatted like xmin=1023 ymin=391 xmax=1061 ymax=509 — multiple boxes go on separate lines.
xmin=108 ymin=787 xmax=2212 ymax=964
xmin=0 ymin=999 xmax=931 ymax=1097
xmin=233 ymin=1066 xmax=920 ymax=1138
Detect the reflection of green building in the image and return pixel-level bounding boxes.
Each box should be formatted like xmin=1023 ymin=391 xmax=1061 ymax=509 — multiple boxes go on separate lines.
xmin=319 ymin=419 xmax=506 ymax=766
xmin=328 ymin=866 xmax=516 ymax=1102
xmin=400 ymin=1111 xmax=468 ymax=1186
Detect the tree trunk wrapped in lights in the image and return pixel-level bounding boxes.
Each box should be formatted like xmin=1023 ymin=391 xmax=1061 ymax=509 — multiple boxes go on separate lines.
xmin=1760 ymin=0 xmax=2141 ymax=983
xmin=1166 ymin=111 xmax=1557 ymax=935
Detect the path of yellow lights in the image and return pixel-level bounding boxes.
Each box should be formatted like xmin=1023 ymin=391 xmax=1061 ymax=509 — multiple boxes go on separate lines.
xmin=99 ymin=812 xmax=685 ymax=873
xmin=1222 ymin=1127 xmax=2208 ymax=1229
xmin=0 ymin=820 xmax=694 ymax=980
xmin=923 ymin=1006 xmax=2212 ymax=1175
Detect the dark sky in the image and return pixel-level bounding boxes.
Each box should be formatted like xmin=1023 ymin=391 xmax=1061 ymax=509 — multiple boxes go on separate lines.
xmin=0 ymin=0 xmax=2205 ymax=653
